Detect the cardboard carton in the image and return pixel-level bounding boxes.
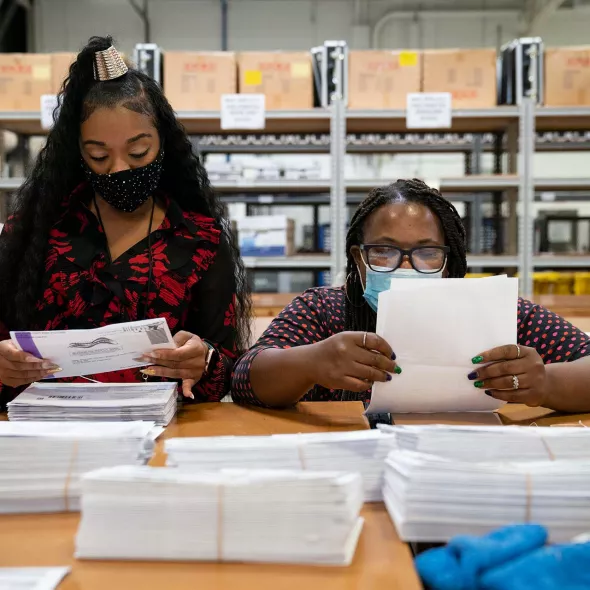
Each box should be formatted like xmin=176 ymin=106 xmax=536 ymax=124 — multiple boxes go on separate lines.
xmin=238 ymin=52 xmax=313 ymax=110
xmin=348 ymin=50 xmax=421 ymax=109
xmin=423 ymin=49 xmax=497 ymax=109
xmin=164 ymin=52 xmax=237 ymax=111
xmin=237 ymin=216 xmax=295 ymax=257
xmin=0 ymin=54 xmax=52 ymax=111
xmin=50 ymin=52 xmax=76 ymax=94
xmin=545 ymin=46 xmax=590 ymax=106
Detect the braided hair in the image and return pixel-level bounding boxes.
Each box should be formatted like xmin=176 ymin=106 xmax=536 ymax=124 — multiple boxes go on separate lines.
xmin=344 ymin=178 xmax=467 ymax=335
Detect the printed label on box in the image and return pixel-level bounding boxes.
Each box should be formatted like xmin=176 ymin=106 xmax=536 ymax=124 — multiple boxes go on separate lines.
xmin=244 ymin=70 xmax=262 ymax=85
xmin=292 ymin=63 xmax=310 ymax=78
xmin=32 ymin=64 xmax=51 ymax=80
xmin=399 ymin=51 xmax=418 ymax=67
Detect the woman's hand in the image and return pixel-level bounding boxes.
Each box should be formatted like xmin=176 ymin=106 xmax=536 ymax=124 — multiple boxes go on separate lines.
xmin=0 ymin=340 xmax=61 ymax=387
xmin=469 ymin=344 xmax=548 ymax=407
xmin=312 ymin=331 xmax=399 ymax=393
xmin=140 ymin=331 xmax=209 ymax=399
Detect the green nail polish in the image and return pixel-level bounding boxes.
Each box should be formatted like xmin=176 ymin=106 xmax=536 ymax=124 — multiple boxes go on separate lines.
xmin=394 ymin=366 xmax=402 ymax=375
xmin=474 ymin=380 xmax=484 ymax=388
xmin=471 ymin=355 xmax=484 ymax=364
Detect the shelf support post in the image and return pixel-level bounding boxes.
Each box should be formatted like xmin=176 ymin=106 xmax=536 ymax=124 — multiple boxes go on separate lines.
xmin=518 ymin=97 xmax=536 ymax=298
xmin=329 ymin=45 xmax=347 ymax=285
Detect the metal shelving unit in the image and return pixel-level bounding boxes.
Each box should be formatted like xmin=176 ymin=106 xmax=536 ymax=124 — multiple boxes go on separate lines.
xmin=3 ymin=102 xmax=590 ymax=295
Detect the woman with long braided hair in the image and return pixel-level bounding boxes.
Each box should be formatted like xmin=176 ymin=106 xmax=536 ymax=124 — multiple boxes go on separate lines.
xmin=233 ymin=179 xmax=590 ymax=412
xmin=0 ymin=36 xmax=251 ymax=405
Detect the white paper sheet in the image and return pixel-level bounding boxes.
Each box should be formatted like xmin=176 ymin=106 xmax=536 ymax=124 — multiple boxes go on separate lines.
xmin=0 ymin=567 xmax=70 ymax=590
xmin=10 ymin=318 xmax=175 ymax=378
xmin=367 ymin=277 xmax=518 ymax=413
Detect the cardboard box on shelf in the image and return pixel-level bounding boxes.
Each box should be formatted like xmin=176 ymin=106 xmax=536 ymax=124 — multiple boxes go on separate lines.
xmin=50 ymin=52 xmax=76 ymax=94
xmin=0 ymin=54 xmax=52 ymax=111
xmin=348 ymin=50 xmax=421 ymax=109
xmin=545 ymin=46 xmax=590 ymax=106
xmin=237 ymin=215 xmax=295 ymax=257
xmin=164 ymin=52 xmax=237 ymax=111
xmin=238 ymin=52 xmax=313 ymax=110
xmin=422 ymin=48 xmax=497 ymax=109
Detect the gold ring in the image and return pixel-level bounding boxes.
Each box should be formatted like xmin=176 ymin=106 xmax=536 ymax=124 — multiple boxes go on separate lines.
xmin=363 ymin=332 xmax=368 ymax=349
xmin=516 ymin=345 xmax=521 ymax=359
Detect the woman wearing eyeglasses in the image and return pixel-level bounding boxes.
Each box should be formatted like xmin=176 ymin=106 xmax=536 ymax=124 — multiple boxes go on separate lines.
xmin=232 ymin=178 xmax=590 ymax=411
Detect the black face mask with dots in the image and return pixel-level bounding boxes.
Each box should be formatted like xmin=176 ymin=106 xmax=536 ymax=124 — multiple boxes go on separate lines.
xmin=83 ymin=150 xmax=164 ymax=212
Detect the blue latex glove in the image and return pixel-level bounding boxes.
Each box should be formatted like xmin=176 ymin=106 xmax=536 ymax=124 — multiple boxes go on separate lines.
xmin=416 ymin=524 xmax=548 ymax=590
xmin=481 ymin=542 xmax=590 ymax=590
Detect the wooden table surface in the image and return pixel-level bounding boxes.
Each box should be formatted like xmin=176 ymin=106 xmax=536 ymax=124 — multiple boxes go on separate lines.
xmin=0 ymin=402 xmax=422 ymax=590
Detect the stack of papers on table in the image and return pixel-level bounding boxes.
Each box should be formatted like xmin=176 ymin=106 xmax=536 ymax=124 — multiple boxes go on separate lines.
xmin=368 ymin=276 xmax=518 ymax=413
xmin=76 ymin=466 xmax=364 ymax=565
xmin=383 ymin=450 xmax=590 ymax=543
xmin=0 ymin=567 xmax=70 ymax=590
xmin=0 ymin=421 xmax=159 ymax=514
xmin=165 ymin=429 xmax=397 ymax=501
xmin=379 ymin=424 xmax=590 ymax=461
xmin=7 ymin=382 xmax=177 ymax=426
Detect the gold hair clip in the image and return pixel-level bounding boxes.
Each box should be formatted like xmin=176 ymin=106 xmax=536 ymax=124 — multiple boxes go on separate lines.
xmin=94 ymin=45 xmax=128 ymax=81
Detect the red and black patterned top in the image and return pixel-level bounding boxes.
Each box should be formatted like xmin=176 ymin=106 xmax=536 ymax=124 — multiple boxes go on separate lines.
xmin=232 ymin=287 xmax=590 ymax=405
xmin=0 ymin=182 xmax=238 ymax=404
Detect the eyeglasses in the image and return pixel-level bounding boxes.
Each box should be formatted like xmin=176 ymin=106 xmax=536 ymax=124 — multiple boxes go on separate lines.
xmin=360 ymin=244 xmax=450 ymax=274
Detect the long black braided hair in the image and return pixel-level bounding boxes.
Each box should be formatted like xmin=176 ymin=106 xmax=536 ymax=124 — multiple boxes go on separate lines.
xmin=0 ymin=35 xmax=251 ymax=351
xmin=344 ymin=178 xmax=467 ymax=335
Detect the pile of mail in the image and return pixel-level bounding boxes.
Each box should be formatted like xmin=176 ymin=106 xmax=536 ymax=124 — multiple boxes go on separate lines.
xmin=76 ymin=466 xmax=364 ymax=565
xmin=379 ymin=424 xmax=590 ymax=461
xmin=165 ymin=429 xmax=397 ymax=501
xmin=7 ymin=382 xmax=177 ymax=426
xmin=383 ymin=449 xmax=590 ymax=543
xmin=0 ymin=422 xmax=158 ymax=514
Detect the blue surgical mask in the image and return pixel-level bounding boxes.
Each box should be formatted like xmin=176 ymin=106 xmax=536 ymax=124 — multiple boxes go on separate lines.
xmin=360 ymin=264 xmax=443 ymax=312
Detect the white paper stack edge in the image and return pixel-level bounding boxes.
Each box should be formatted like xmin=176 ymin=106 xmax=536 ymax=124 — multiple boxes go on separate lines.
xmin=383 ymin=449 xmax=590 ymax=543
xmin=378 ymin=424 xmax=590 ymax=461
xmin=165 ymin=429 xmax=397 ymax=501
xmin=0 ymin=421 xmax=160 ymax=514
xmin=75 ymin=466 xmax=364 ymax=565
xmin=0 ymin=567 xmax=70 ymax=590
xmin=7 ymin=382 xmax=178 ymax=426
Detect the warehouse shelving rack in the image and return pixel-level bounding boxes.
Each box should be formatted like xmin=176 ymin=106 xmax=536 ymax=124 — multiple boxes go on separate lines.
xmin=3 ymin=102 xmax=590 ymax=296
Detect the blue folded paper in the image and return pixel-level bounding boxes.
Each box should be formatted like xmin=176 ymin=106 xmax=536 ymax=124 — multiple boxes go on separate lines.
xmin=416 ymin=524 xmax=590 ymax=590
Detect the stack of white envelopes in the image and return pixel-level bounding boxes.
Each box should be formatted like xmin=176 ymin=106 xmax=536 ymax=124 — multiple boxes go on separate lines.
xmin=165 ymin=429 xmax=397 ymax=501
xmin=7 ymin=382 xmax=177 ymax=426
xmin=379 ymin=424 xmax=590 ymax=461
xmin=76 ymin=466 xmax=364 ymax=565
xmin=383 ymin=449 xmax=590 ymax=543
xmin=0 ymin=421 xmax=159 ymax=514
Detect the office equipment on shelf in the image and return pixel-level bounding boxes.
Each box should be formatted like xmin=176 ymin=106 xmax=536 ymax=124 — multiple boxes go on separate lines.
xmin=0 ymin=421 xmax=158 ymax=514
xmin=7 ymin=382 xmax=178 ymax=426
xmin=311 ymin=40 xmax=348 ymax=107
xmin=383 ymin=449 xmax=590 ymax=543
xmin=75 ymin=466 xmax=364 ymax=565
xmin=236 ymin=215 xmax=295 ymax=256
xmin=498 ymin=37 xmax=544 ymax=105
xmin=133 ymin=43 xmax=163 ymax=85
xmin=165 ymin=429 xmax=397 ymax=501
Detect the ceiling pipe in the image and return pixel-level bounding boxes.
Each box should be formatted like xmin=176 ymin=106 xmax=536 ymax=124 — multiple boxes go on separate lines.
xmin=371 ymin=9 xmax=519 ymax=49
xmin=220 ymin=0 xmax=228 ymax=51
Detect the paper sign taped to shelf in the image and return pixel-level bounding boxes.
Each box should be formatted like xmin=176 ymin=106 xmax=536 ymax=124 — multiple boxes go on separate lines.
xmin=221 ymin=94 xmax=265 ymax=130
xmin=40 ymin=94 xmax=60 ymax=130
xmin=406 ymin=92 xmax=452 ymax=129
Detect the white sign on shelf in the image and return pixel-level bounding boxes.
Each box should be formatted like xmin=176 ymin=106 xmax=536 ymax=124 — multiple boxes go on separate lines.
xmin=406 ymin=92 xmax=452 ymax=129
xmin=40 ymin=94 xmax=60 ymax=130
xmin=221 ymin=94 xmax=266 ymax=130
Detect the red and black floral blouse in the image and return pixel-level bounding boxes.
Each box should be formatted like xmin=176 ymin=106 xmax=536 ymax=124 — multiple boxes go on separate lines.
xmin=232 ymin=287 xmax=590 ymax=406
xmin=0 ymin=183 xmax=238 ymax=404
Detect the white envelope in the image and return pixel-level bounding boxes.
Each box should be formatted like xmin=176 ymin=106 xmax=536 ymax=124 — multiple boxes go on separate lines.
xmin=367 ymin=277 xmax=518 ymax=413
